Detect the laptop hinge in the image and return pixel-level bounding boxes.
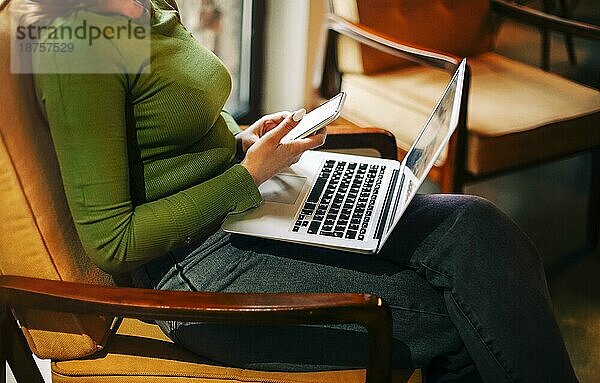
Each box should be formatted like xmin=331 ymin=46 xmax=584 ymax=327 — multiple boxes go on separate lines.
xmin=374 ymin=169 xmax=399 ymax=246
xmin=387 ymin=171 xmax=405 ymax=233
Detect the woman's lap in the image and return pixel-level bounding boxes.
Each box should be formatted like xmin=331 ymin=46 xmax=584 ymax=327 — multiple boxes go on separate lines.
xmin=132 ymin=194 xmax=575 ymax=382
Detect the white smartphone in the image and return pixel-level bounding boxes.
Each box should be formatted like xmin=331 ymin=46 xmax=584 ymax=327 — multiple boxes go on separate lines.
xmin=281 ymin=92 xmax=346 ymax=143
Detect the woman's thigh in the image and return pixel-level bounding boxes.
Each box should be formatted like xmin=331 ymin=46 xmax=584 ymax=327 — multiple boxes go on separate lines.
xmin=137 ymin=194 xmax=477 ymax=372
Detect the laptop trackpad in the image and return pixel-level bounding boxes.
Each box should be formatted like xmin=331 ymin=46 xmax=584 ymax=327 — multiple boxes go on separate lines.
xmin=259 ymin=173 xmax=306 ymax=204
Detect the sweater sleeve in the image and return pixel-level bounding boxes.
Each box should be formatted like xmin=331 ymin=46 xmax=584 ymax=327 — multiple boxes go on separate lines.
xmin=34 ymin=57 xmax=262 ymax=275
xmin=221 ymin=110 xmax=242 ymax=135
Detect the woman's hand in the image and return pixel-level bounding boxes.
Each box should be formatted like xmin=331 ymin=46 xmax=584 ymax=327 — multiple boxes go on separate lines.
xmin=237 ymin=111 xmax=292 ymax=153
xmin=241 ymin=109 xmax=327 ymax=186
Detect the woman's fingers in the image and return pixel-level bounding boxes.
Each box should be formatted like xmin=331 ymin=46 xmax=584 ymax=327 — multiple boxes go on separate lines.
xmin=265 ymin=109 xmax=306 ymax=144
xmin=290 ymin=154 xmax=302 ymax=165
xmin=259 ymin=111 xmax=291 ymax=133
xmin=246 ymin=111 xmax=290 ymax=139
xmin=290 ymin=127 xmax=327 ymax=154
xmin=263 ymin=111 xmax=291 ymax=123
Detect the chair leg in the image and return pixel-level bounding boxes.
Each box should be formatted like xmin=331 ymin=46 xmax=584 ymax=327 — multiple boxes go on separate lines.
xmin=541 ymin=29 xmax=551 ymax=71
xmin=0 ymin=307 xmax=44 ymax=383
xmin=558 ymin=0 xmax=577 ymax=65
xmin=438 ymin=162 xmax=465 ymax=194
xmin=587 ymin=148 xmax=600 ymax=251
xmin=438 ymin=164 xmax=454 ymax=194
xmin=540 ymin=0 xmax=554 ymax=70
xmin=564 ymin=34 xmax=577 ymax=65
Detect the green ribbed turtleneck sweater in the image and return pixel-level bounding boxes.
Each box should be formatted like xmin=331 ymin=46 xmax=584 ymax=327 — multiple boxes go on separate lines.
xmin=32 ymin=0 xmax=262 ymax=274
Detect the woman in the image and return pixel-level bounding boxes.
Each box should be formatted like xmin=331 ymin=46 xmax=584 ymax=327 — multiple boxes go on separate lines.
xmin=24 ymin=0 xmax=577 ymax=381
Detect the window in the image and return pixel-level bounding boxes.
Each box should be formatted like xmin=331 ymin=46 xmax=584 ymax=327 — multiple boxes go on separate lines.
xmin=177 ymin=0 xmax=263 ymax=122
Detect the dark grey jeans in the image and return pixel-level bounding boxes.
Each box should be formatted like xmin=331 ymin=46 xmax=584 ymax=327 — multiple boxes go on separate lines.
xmin=131 ymin=194 xmax=577 ymax=382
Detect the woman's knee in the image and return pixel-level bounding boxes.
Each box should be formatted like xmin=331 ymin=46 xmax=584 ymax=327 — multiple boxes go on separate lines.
xmin=459 ymin=196 xmax=505 ymax=225
xmin=452 ymin=195 xmax=542 ymax=271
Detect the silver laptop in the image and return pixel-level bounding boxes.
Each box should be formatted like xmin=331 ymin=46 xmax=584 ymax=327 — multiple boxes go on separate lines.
xmin=222 ymin=60 xmax=466 ymax=254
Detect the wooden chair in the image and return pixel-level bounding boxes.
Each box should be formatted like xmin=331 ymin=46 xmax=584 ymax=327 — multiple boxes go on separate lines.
xmin=319 ymin=0 xmax=600 ymax=249
xmin=516 ymin=0 xmax=578 ymax=70
xmin=0 ymin=1 xmax=420 ymax=382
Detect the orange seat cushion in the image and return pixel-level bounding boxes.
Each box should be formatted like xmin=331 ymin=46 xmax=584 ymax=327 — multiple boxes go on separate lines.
xmin=52 ymin=318 xmax=417 ymax=383
xmin=340 ymin=53 xmax=600 ymax=175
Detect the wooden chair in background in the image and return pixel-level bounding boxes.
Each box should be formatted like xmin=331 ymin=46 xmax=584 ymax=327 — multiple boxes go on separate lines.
xmin=319 ymin=0 xmax=600 ymax=249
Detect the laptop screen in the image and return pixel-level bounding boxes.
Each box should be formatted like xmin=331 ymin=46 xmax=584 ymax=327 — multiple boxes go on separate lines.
xmin=405 ymin=69 xmax=460 ymax=185
xmin=380 ymin=60 xmax=466 ymax=247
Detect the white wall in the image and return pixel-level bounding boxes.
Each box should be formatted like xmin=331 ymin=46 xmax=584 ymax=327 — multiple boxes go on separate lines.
xmin=262 ymin=0 xmax=327 ymax=114
xmin=262 ymin=0 xmax=310 ymax=113
xmin=304 ymin=0 xmax=328 ymax=107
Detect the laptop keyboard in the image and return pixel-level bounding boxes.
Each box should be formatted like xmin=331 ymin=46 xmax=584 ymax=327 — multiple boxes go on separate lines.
xmin=292 ymin=160 xmax=385 ymax=241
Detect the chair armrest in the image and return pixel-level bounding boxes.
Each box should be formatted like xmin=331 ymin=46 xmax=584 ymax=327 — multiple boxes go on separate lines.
xmin=327 ymin=14 xmax=461 ymax=73
xmin=323 ymin=125 xmax=398 ymax=160
xmin=240 ymin=124 xmax=398 ymax=161
xmin=0 ymin=275 xmax=393 ymax=383
xmin=0 ymin=275 xmax=386 ymax=324
xmin=491 ymin=0 xmax=600 ymax=40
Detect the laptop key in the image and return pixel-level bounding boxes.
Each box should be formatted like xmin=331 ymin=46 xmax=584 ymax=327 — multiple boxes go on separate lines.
xmin=307 ymin=180 xmax=327 ymax=203
xmin=308 ymin=221 xmax=322 ymax=234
